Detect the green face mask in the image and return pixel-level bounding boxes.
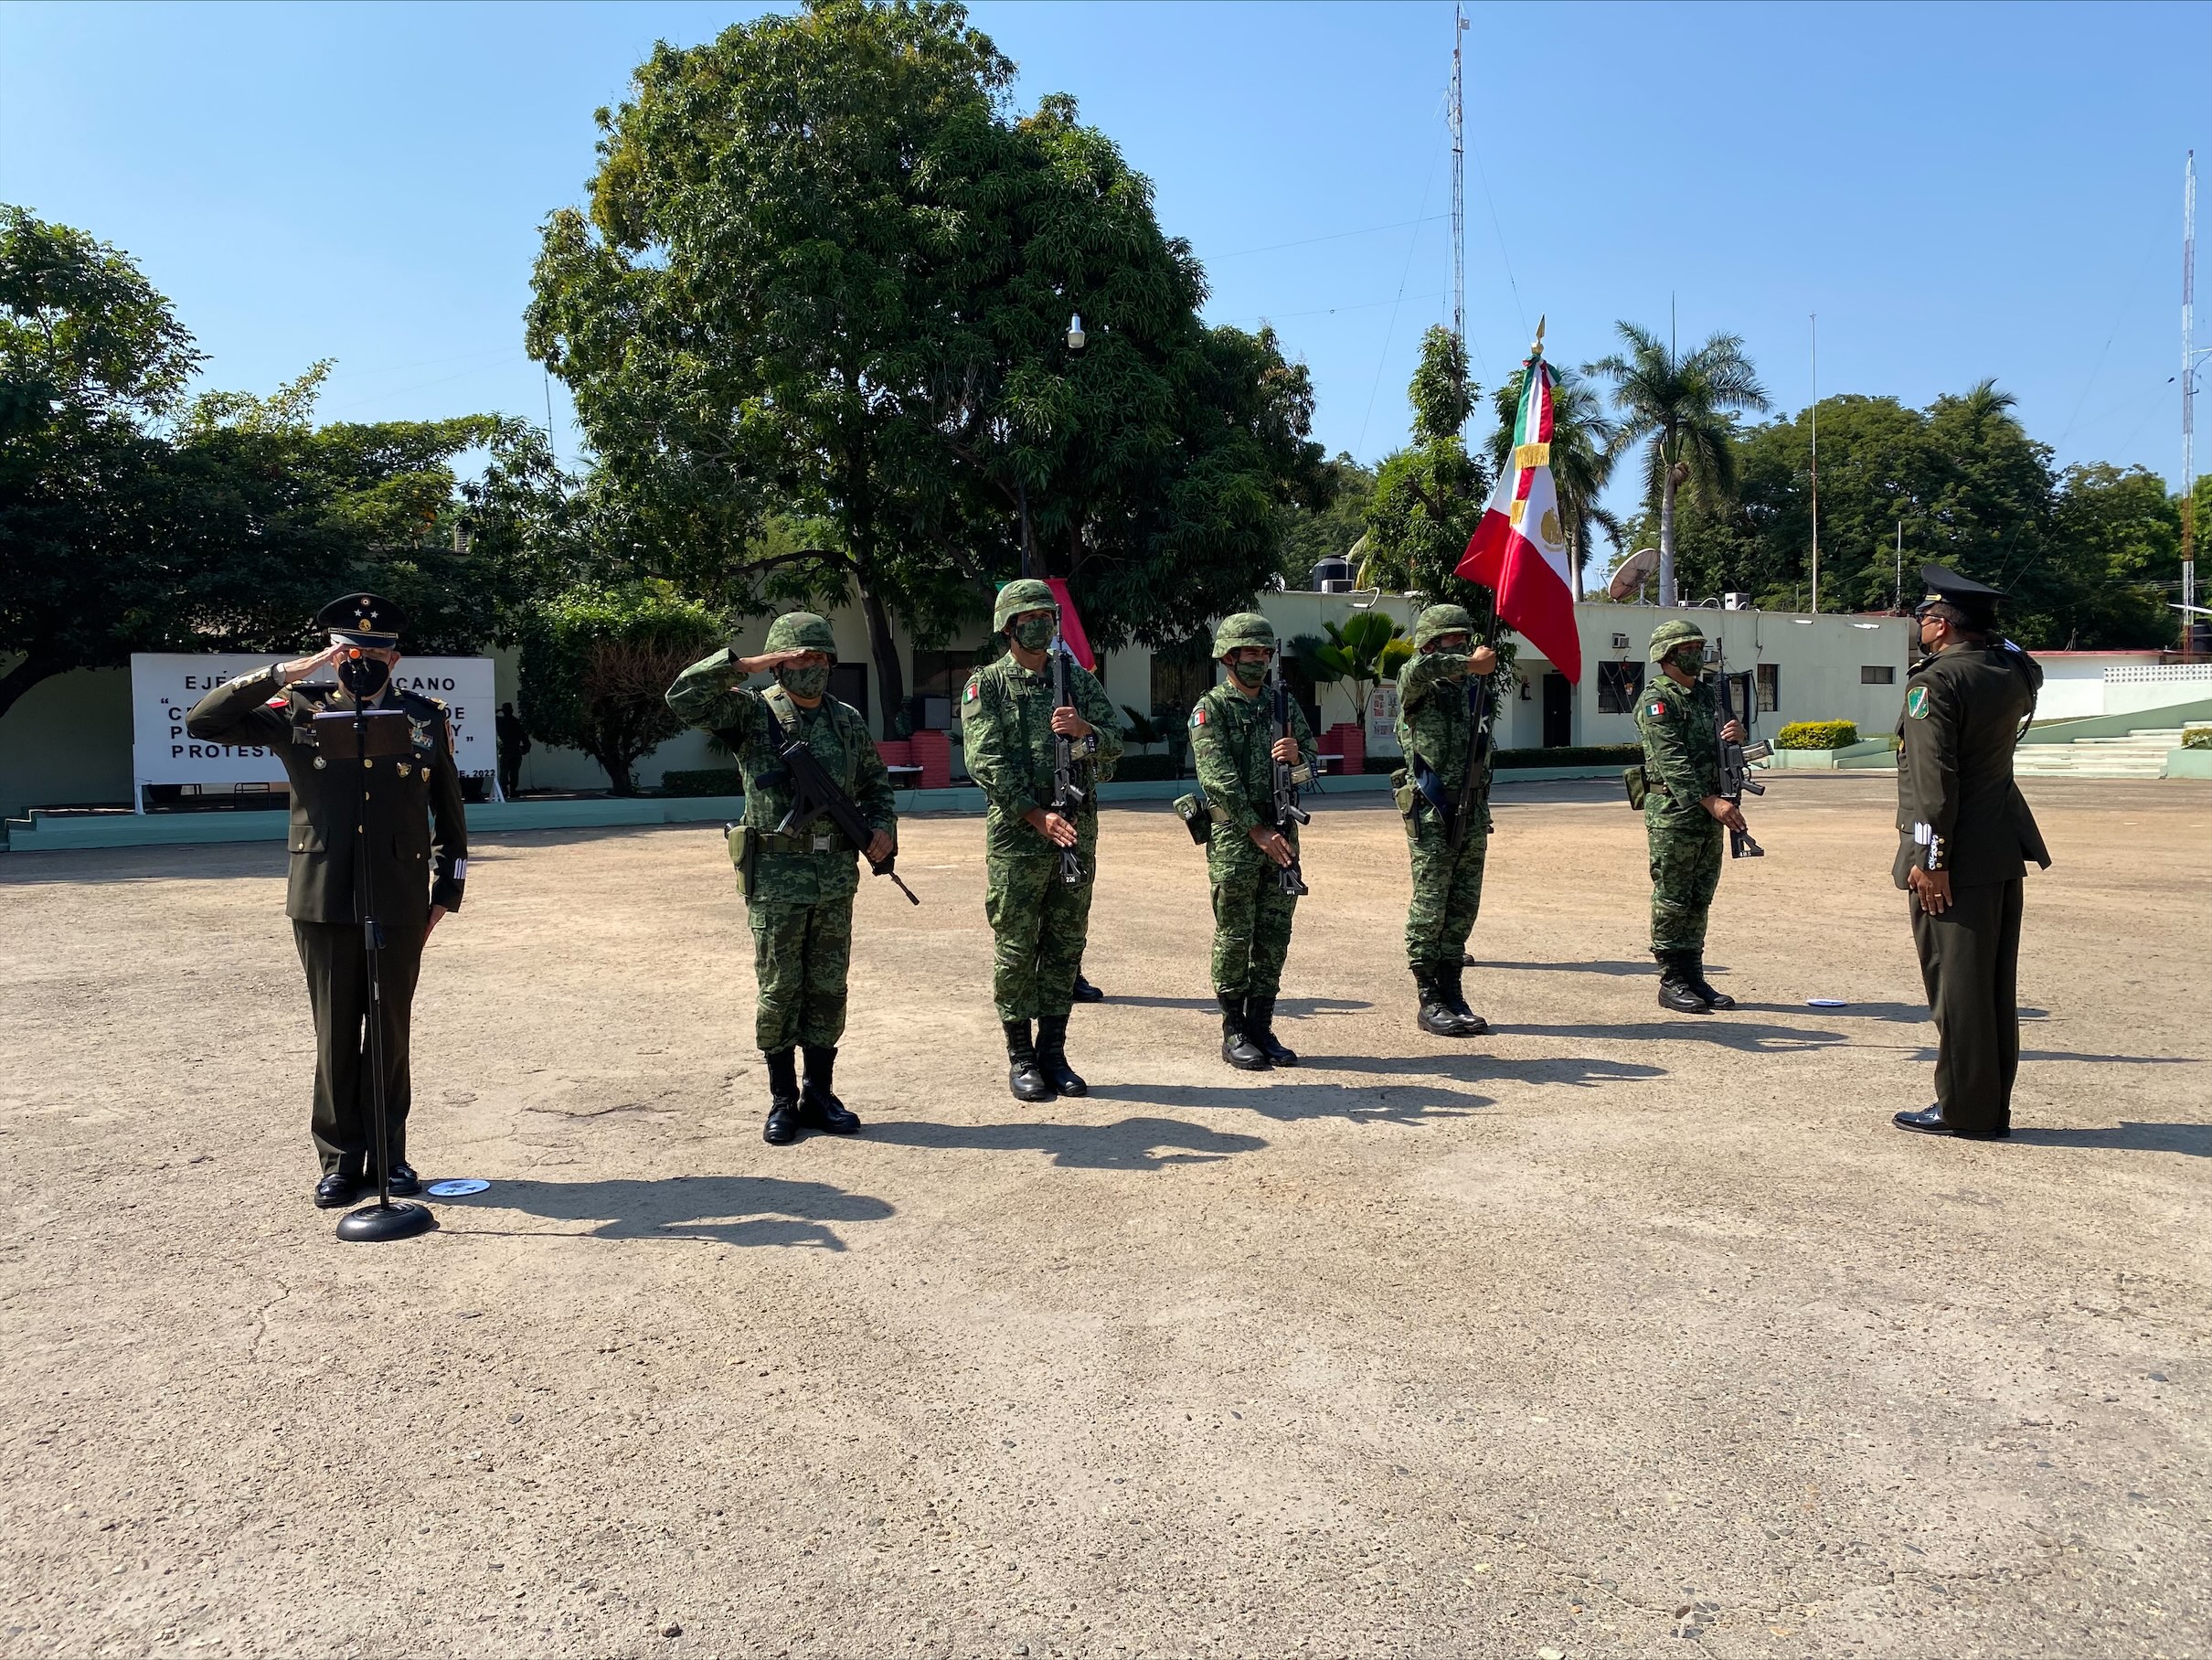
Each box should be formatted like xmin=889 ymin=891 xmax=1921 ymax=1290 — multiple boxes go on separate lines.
xmin=1231 ymin=657 xmax=1270 ymax=688
xmin=777 ymin=665 xmax=831 ymax=700
xmin=1670 ymin=647 xmax=1708 ymax=676
xmin=1012 ymin=616 xmax=1055 ymax=653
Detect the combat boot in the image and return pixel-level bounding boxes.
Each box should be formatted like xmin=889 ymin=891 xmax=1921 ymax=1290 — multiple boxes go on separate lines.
xmin=1415 ymin=968 xmax=1464 ymax=1037
xmin=1686 ymin=953 xmax=1736 ymax=1010
xmin=763 ymin=1048 xmax=803 ymax=1144
xmin=1004 ymin=1019 xmax=1055 ymax=1103
xmin=1655 ymin=952 xmax=1712 ymax=1015
xmin=1217 ymin=994 xmax=1271 ymax=1070
xmin=1036 ymin=1015 xmax=1089 ymax=1096
xmin=1244 ymin=995 xmax=1299 ymax=1067
xmin=799 ymin=1044 xmax=861 ymax=1133
xmin=1441 ymin=965 xmax=1490 ymax=1035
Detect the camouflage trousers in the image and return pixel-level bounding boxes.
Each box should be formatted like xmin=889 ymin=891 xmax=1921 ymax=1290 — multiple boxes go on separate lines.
xmin=985 ymin=846 xmax=1095 ymax=1022
xmin=1208 ymin=842 xmax=1299 ymax=999
xmin=1403 ymin=812 xmax=1488 ymax=970
xmin=749 ymin=895 xmax=854 ymax=1052
xmin=1646 ymin=808 xmax=1723 ymax=953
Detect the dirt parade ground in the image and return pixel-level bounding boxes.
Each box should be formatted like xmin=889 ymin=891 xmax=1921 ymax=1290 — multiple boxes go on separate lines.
xmin=2 ymin=773 xmax=2207 ymax=1660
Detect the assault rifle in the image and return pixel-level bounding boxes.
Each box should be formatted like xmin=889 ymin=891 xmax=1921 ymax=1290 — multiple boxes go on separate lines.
xmin=1713 ymin=644 xmax=1771 ymax=860
xmin=1267 ymin=661 xmax=1311 ymax=897
xmin=763 ymin=702 xmax=920 ymax=903
xmin=1448 ymin=649 xmax=1497 ymax=855
xmin=1049 ymin=637 xmax=1085 ymax=886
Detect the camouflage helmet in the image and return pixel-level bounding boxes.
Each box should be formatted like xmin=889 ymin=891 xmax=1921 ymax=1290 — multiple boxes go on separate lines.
xmin=1413 ymin=603 xmax=1478 ymax=648
xmin=1647 ymin=618 xmax=1707 ymax=663
xmin=1211 ymin=612 xmax=1277 ymax=657
xmin=993 ymin=578 xmax=1059 ymax=633
xmin=763 ymin=611 xmax=837 ymax=657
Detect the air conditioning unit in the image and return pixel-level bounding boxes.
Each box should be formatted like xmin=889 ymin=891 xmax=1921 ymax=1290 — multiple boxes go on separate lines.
xmin=1722 ymin=591 xmax=1753 ymax=612
xmin=1611 ymin=633 xmax=1629 ymax=650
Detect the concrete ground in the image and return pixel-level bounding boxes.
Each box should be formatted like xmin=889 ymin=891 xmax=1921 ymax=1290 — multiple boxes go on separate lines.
xmin=2 ymin=773 xmax=2207 ymax=1660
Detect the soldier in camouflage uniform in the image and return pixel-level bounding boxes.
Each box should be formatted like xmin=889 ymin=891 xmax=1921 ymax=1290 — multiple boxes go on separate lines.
xmin=666 ymin=612 xmax=898 ymax=1144
xmin=1189 ymin=612 xmax=1318 ymax=1070
xmin=962 ymin=579 xmax=1122 ymax=1102
xmin=1393 ymin=603 xmax=1498 ymax=1038
xmin=1634 ymin=618 xmax=1748 ymax=1014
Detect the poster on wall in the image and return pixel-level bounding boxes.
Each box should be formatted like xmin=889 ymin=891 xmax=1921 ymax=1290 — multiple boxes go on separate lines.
xmin=1367 ymin=686 xmax=1400 ymax=751
xmin=130 ymin=654 xmax=497 ymax=799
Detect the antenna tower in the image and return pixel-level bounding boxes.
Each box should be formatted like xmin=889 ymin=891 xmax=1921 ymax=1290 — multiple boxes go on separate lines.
xmin=1450 ymin=3 xmax=1467 ymax=352
xmin=2185 ymin=150 xmax=2199 ymax=654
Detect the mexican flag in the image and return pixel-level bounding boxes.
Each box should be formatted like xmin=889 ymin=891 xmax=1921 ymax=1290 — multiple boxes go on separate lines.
xmin=1457 ymin=342 xmax=1583 ymax=684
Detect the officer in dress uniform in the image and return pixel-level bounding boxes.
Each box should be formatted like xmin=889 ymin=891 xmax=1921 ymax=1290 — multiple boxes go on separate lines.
xmin=1891 ymin=565 xmax=2050 ymax=1140
xmin=186 ymin=594 xmax=468 ymax=1207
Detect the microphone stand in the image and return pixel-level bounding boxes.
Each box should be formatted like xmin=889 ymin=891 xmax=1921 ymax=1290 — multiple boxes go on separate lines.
xmin=335 ymin=654 xmax=434 ymax=1243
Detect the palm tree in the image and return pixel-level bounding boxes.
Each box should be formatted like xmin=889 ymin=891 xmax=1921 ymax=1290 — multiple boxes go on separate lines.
xmin=1590 ymin=323 xmax=1770 ymax=605
xmin=1486 ymin=364 xmax=1622 ymax=600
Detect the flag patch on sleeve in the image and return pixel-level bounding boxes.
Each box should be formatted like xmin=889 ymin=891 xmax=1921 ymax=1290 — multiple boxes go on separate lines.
xmin=963 ymin=678 xmax=979 ymax=703
xmin=1189 ymin=708 xmax=1208 ymax=728
xmin=1644 ymin=698 xmax=1668 ymax=719
xmin=1906 ymin=686 xmax=1930 ymax=718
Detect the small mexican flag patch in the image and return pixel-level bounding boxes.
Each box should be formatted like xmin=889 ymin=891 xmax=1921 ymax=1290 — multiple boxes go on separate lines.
xmin=1644 ymin=698 xmax=1668 ymax=719
xmin=1189 ymin=708 xmax=1208 ymax=728
xmin=962 ymin=678 xmax=979 ymax=703
xmin=1906 ymin=686 xmax=1930 ymax=718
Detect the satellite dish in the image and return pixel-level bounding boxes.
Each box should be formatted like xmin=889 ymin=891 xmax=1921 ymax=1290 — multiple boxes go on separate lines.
xmin=1608 ymin=547 xmax=1660 ymax=602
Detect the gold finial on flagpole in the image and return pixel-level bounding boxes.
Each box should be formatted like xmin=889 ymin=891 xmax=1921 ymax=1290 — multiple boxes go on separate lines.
xmin=1531 ymin=314 xmax=1547 ymax=356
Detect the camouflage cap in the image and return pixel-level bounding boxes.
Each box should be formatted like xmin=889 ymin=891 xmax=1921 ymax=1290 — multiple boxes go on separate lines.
xmin=1647 ymin=618 xmax=1708 ymax=662
xmin=994 ymin=578 xmax=1059 ymax=633
xmin=763 ymin=611 xmax=837 ymax=657
xmin=1413 ymin=603 xmax=1477 ymax=648
xmin=1211 ymin=612 xmax=1277 ymax=656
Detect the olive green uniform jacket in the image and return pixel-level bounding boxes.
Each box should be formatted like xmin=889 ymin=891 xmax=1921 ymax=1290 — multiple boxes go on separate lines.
xmin=1893 ymin=640 xmax=2050 ymax=1133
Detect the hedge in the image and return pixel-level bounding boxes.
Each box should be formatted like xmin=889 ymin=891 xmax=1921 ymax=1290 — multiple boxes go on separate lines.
xmin=2182 ymin=724 xmax=2212 ymax=750
xmin=659 ymin=768 xmax=745 ymax=797
xmin=1775 ymin=720 xmax=1859 ymax=750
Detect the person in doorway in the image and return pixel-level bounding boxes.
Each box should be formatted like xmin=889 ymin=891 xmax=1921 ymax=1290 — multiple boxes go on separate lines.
xmin=1891 ymin=565 xmax=2049 ymax=1140
xmin=495 ymin=701 xmax=530 ymax=798
xmin=185 ymin=593 xmax=467 ymax=1208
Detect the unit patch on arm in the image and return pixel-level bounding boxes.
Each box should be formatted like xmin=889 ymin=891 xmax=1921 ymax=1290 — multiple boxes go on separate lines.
xmin=1906 ymin=686 xmax=1930 ymax=718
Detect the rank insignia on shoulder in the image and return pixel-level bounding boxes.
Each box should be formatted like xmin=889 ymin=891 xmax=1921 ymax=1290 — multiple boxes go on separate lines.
xmin=1907 ymin=686 xmax=1930 ymax=718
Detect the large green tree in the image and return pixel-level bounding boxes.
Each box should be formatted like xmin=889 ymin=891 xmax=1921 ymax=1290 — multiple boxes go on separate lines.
xmin=1591 ymin=322 xmax=1769 ymax=607
xmin=1357 ymin=325 xmax=1491 ymax=609
xmin=528 ymin=0 xmax=1324 ymax=731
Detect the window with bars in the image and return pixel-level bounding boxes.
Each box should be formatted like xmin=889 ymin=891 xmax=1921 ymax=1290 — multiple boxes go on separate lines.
xmin=1860 ymin=665 xmax=1896 ymax=685
xmin=1596 ymin=660 xmax=1645 ymax=713
xmin=1757 ymin=663 xmax=1781 ymax=712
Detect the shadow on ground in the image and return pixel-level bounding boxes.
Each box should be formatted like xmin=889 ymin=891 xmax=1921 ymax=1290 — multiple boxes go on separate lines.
xmin=434 ymin=1174 xmax=894 ymax=1250
xmin=2007 ymin=1123 xmax=2212 ymax=1157
xmin=1086 ymin=1078 xmax=1492 ymax=1126
xmin=863 ymin=1114 xmax=1266 ymax=1169
xmin=1100 ymin=995 xmax=1372 ymax=1016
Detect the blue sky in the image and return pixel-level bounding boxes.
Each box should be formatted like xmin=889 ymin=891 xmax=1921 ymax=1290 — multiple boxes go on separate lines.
xmin=4 ymin=0 xmax=2206 ymax=527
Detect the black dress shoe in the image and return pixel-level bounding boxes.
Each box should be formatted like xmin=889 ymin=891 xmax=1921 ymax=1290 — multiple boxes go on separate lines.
xmin=1071 ymin=974 xmax=1105 ymax=1004
xmin=314 ymin=1170 xmax=361 ymax=1209
xmin=378 ymin=1161 xmax=421 ymax=1197
xmin=1893 ymin=1105 xmax=2011 ymax=1140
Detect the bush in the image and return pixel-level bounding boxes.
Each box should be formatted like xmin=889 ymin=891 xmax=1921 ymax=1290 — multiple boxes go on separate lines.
xmin=2182 ymin=725 xmax=2212 ymax=751
xmin=660 ymin=768 xmax=745 ymax=797
xmin=520 ymin=580 xmax=725 ymax=794
xmin=1775 ymin=720 xmax=1859 ymax=750
xmin=1494 ymin=744 xmax=1644 ymax=769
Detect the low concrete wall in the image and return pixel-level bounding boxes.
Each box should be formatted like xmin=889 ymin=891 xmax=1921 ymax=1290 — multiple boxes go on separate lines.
xmin=2018 ymin=697 xmax=2212 ymax=745
xmin=2165 ymin=748 xmax=2212 ymax=780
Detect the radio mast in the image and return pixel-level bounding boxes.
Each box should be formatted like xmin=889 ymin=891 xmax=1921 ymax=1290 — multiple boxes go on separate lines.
xmin=2185 ymin=150 xmax=2198 ymax=654
xmin=1450 ymin=3 xmax=1467 ymax=353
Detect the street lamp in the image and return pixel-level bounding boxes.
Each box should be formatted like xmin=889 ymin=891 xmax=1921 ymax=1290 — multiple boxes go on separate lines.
xmin=1066 ymin=313 xmax=1086 ymax=355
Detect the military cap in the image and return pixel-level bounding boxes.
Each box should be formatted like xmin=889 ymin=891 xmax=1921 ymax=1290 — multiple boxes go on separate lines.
xmin=1647 ymin=617 xmax=1707 ymax=662
xmin=317 ymin=591 xmax=405 ymax=647
xmin=1211 ymin=612 xmax=1278 ymax=657
xmin=762 ymin=611 xmax=837 ymax=657
xmin=1913 ymin=562 xmax=2005 ymax=628
xmin=993 ymin=578 xmax=1059 ymax=633
xmin=1413 ymin=603 xmax=1478 ymax=648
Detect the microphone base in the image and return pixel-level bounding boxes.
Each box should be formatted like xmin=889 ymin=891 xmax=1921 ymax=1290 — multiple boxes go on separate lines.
xmin=335 ymin=1198 xmax=437 ymax=1243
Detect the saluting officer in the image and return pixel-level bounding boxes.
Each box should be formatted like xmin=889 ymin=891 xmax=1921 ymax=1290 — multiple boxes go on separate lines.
xmin=186 ymin=594 xmax=467 ymax=1208
xmin=1393 ymin=602 xmax=1498 ymax=1037
xmin=665 ymin=612 xmax=898 ymax=1145
xmin=1634 ymin=618 xmax=1747 ymax=1014
xmin=1891 ymin=565 xmax=2050 ymax=1140
xmin=962 ymin=579 xmax=1122 ymax=1102
xmin=1189 ymin=612 xmax=1317 ymax=1070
